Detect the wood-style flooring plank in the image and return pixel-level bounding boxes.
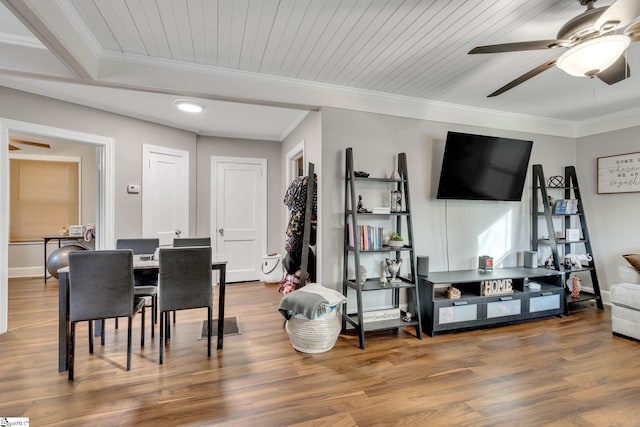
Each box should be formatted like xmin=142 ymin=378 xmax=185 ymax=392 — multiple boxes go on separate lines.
xmin=1 ymin=278 xmax=639 ymax=426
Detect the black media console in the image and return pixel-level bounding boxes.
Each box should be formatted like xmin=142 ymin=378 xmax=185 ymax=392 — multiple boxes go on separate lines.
xmin=417 ymin=267 xmax=564 ymax=336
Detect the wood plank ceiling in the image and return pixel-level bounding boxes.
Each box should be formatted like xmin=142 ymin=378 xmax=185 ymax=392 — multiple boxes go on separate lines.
xmin=64 ymin=0 xmax=640 ymax=122
xmin=3 ymin=0 xmax=640 ymax=133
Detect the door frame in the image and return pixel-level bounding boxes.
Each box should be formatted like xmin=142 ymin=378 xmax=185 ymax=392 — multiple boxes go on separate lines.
xmin=0 ymin=118 xmax=115 ymax=334
xmin=210 ymin=156 xmax=267 ymax=278
xmin=141 ymin=144 xmax=189 ymax=244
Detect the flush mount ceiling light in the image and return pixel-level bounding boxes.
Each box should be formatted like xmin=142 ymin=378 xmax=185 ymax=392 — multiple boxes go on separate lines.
xmin=556 ymin=34 xmax=631 ymax=77
xmin=174 ymin=100 xmax=204 ymax=113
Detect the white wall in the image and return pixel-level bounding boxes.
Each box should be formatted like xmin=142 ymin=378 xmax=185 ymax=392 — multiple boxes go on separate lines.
xmin=577 ymin=126 xmax=640 ymax=293
xmin=320 ymin=107 xmax=577 ymax=301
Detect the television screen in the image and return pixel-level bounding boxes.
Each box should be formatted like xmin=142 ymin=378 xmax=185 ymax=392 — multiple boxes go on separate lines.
xmin=436 ymin=132 xmax=533 ymax=201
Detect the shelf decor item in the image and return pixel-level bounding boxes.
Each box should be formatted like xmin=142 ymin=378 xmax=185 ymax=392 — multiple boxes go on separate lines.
xmin=547 ymin=175 xmax=564 ymax=188
xmin=385 ymin=258 xmax=402 ymax=282
xmin=390 ymin=190 xmax=402 ymax=212
xmin=386 ymin=231 xmax=404 ymax=247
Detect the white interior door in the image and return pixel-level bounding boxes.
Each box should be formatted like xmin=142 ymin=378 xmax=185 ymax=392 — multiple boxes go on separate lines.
xmin=143 ymin=145 xmax=188 ymax=246
xmin=212 ymin=157 xmax=266 ymax=283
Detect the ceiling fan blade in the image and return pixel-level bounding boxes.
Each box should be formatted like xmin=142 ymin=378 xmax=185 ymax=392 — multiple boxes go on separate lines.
xmin=8 ymin=144 xmax=21 ymax=151
xmin=594 ymin=0 xmax=640 ymax=32
xmin=488 ymin=59 xmax=557 ymax=97
xmin=624 ymin=21 xmax=640 ymax=41
xmin=469 ymin=40 xmax=568 ymax=54
xmin=597 ymin=54 xmax=630 ymax=85
xmin=9 ymin=139 xmax=51 ymax=149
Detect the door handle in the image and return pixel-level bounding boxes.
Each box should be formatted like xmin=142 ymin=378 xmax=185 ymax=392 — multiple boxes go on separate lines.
xmin=218 ymin=228 xmax=224 ymax=236
xmin=175 ymin=229 xmax=182 ymax=237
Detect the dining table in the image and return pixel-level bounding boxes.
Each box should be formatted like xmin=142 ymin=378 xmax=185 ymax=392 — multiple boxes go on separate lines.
xmin=57 ymin=253 xmax=227 ymax=372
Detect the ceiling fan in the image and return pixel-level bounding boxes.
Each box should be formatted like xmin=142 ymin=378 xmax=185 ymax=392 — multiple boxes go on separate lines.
xmin=8 ymin=139 xmax=51 ymax=151
xmin=469 ymin=0 xmax=640 ymax=97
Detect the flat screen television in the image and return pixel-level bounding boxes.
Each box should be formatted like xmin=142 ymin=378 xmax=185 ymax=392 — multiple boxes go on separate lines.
xmin=436 ymin=131 xmax=533 ymax=201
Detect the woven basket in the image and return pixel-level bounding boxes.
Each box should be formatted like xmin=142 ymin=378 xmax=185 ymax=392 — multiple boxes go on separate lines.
xmin=285 ymin=310 xmax=341 ymax=353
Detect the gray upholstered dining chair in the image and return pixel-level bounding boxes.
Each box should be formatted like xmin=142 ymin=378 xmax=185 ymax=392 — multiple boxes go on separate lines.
xmin=169 ymin=237 xmax=211 ymax=325
xmin=172 ymin=237 xmax=211 ymax=247
xmin=158 ymin=246 xmax=213 ymax=364
xmin=67 ymin=250 xmax=146 ymax=381
xmin=116 ymin=238 xmax=159 ymax=334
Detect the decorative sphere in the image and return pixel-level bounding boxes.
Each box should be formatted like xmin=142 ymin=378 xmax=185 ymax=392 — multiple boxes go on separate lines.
xmin=46 ymin=245 xmax=87 ymax=279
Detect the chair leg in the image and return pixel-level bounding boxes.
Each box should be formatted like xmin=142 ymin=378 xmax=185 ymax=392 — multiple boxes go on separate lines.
xmin=151 ymin=295 xmax=157 ymax=336
xmin=100 ymin=319 xmax=105 ymax=346
xmin=159 ymin=311 xmax=165 ymax=365
xmin=115 ymin=317 xmax=119 ymax=329
xmin=69 ymin=322 xmax=76 ymax=381
xmin=166 ymin=313 xmax=171 ymax=339
xmin=207 ymin=306 xmax=212 ymax=358
xmin=127 ymin=316 xmax=132 ymax=371
xmin=140 ymin=304 xmax=146 ymax=348
xmin=88 ymin=320 xmax=94 ymax=354
xmin=173 ymin=310 xmax=176 ymax=323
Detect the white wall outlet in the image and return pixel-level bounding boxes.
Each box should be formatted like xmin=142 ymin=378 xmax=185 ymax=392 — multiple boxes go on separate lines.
xmin=127 ymin=184 xmax=140 ymax=194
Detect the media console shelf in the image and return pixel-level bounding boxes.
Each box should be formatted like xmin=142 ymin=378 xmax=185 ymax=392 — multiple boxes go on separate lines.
xmin=417 ymin=267 xmax=563 ymax=336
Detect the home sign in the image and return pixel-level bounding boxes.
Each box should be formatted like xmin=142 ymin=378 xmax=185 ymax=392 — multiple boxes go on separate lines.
xmin=481 ymin=278 xmax=513 ymax=296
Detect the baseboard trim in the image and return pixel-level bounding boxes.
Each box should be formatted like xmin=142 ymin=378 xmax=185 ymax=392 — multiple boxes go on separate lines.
xmin=8 ymin=266 xmax=43 ymax=279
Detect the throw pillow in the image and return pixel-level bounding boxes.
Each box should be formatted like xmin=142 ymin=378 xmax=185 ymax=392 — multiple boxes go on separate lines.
xmin=623 ymin=254 xmax=640 ymax=273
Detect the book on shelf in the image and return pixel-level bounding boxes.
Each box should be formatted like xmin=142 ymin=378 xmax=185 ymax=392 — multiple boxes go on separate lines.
xmin=372 ymin=206 xmax=391 ymax=214
xmin=553 ymin=199 xmax=578 ymax=214
xmin=347 ymin=222 xmax=384 ymax=250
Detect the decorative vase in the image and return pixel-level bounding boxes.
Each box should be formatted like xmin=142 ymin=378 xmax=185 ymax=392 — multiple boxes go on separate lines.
xmin=390 ymin=155 xmax=401 ymax=180
xmin=571 ymin=275 xmax=581 ymax=298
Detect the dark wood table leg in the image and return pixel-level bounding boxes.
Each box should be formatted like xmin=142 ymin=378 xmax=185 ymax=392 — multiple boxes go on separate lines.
xmin=216 ymin=264 xmax=226 ymax=350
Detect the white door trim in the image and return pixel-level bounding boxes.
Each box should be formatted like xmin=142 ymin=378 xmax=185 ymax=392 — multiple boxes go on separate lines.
xmin=210 ymin=156 xmax=267 ymax=276
xmin=142 ymin=144 xmax=189 ymax=243
xmin=286 ymin=139 xmax=305 ymax=185
xmin=0 ymin=118 xmax=115 ymax=334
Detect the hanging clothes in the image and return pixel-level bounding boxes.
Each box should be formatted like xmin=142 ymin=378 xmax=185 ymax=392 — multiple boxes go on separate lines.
xmin=283 ymin=174 xmax=317 ymax=256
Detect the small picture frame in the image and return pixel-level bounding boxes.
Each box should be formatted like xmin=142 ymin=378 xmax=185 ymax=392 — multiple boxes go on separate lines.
xmin=597 ymin=152 xmax=640 ymax=194
xmin=565 ymin=228 xmax=580 ymax=242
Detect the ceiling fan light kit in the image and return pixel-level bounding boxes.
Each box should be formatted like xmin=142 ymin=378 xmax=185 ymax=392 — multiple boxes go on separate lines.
xmin=556 ymin=34 xmax=631 ymax=77
xmin=468 ymin=0 xmax=640 ymax=96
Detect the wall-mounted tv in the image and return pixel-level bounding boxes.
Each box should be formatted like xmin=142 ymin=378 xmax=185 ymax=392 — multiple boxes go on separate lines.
xmin=437 ymin=132 xmax=533 ymax=201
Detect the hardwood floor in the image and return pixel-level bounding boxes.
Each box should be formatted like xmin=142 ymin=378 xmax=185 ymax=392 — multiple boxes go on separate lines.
xmin=1 ymin=277 xmax=639 ymax=426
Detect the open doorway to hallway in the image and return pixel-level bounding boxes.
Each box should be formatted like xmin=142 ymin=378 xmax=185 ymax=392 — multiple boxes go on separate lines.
xmin=0 ymin=119 xmax=114 ymax=334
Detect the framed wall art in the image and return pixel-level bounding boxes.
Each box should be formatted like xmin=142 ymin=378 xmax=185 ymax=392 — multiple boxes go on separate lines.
xmin=597 ymin=152 xmax=640 ymax=194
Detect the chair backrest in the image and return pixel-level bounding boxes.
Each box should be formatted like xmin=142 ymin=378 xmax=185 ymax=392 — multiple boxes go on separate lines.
xmin=116 ymin=238 xmax=159 ymax=254
xmin=159 ymin=246 xmax=212 ymax=312
xmin=68 ymin=250 xmax=135 ymax=322
xmin=172 ymin=237 xmax=211 ymax=247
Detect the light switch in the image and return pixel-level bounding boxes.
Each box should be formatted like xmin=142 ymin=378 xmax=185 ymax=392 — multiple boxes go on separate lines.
xmin=127 ymin=184 xmax=140 ymax=194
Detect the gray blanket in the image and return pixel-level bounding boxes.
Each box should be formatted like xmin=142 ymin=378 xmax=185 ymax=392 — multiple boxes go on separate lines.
xmin=278 ymin=290 xmax=329 ymax=320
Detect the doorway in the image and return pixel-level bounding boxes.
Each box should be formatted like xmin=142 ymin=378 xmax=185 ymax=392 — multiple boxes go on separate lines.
xmin=211 ymin=156 xmax=267 ymax=283
xmin=0 ymin=119 xmax=114 ymax=334
xmin=142 ymin=144 xmax=189 ymax=246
